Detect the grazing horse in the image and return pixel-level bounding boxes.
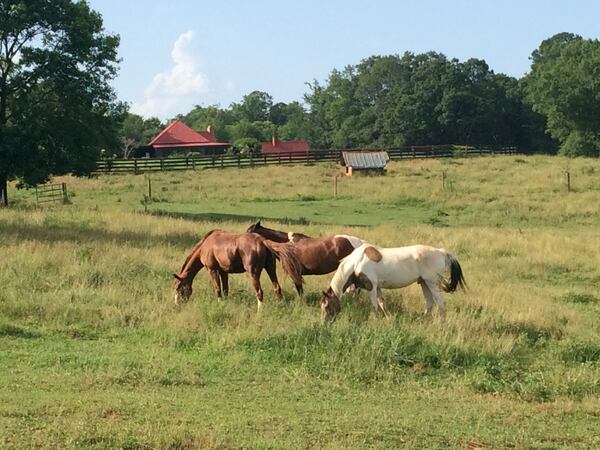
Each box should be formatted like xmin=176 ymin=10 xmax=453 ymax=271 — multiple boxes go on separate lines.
xmin=246 ymin=220 xmax=365 ymax=294
xmin=320 ymin=244 xmax=466 ymax=321
xmin=173 ymin=230 xmax=303 ymax=309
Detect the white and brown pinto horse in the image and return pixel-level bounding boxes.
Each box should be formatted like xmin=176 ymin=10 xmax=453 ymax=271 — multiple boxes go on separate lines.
xmin=320 ymin=244 xmax=466 ymax=321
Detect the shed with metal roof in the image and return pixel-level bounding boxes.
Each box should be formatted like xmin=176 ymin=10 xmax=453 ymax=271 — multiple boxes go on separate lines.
xmin=342 ymin=151 xmax=389 ymax=175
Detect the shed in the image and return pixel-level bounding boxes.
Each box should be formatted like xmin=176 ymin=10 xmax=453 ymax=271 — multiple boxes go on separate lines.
xmin=342 ymin=151 xmax=389 ymax=175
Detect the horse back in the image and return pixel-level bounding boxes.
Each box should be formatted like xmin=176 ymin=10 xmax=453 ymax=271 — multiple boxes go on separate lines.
xmin=201 ymin=231 xmax=265 ymax=273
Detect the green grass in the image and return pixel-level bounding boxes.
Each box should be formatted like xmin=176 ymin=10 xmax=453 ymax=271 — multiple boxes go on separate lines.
xmin=1 ymin=155 xmax=600 ymax=448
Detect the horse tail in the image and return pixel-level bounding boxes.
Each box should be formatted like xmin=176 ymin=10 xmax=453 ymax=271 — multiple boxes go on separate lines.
xmin=262 ymin=240 xmax=304 ymax=287
xmin=443 ymin=253 xmax=467 ymax=293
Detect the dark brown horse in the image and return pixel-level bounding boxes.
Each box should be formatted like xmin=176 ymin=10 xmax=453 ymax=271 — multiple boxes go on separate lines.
xmin=173 ymin=230 xmax=303 ymax=309
xmin=245 ymin=221 xmax=365 ymax=294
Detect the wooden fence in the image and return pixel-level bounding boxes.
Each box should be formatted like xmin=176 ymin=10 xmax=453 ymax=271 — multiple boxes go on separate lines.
xmin=94 ymin=145 xmax=516 ymax=175
xmin=35 ymin=182 xmax=68 ymax=204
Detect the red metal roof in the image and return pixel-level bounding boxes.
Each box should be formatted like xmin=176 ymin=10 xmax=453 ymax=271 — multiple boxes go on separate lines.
xmin=261 ymin=137 xmax=310 ymax=154
xmin=149 ymin=120 xmax=229 ymax=148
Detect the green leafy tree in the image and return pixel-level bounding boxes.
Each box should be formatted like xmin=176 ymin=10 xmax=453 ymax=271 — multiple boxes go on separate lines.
xmin=526 ymin=33 xmax=600 ymax=156
xmin=232 ymin=137 xmax=260 ymax=156
xmin=121 ymin=113 xmax=162 ymax=158
xmin=178 ymin=104 xmax=236 ymax=142
xmin=0 ymin=0 xmax=124 ymax=206
xmin=277 ymin=101 xmax=310 ymax=142
xmin=232 ymin=90 xmax=273 ymax=122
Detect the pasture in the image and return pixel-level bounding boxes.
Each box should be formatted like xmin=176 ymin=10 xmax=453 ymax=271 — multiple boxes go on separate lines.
xmin=1 ymin=155 xmax=599 ymax=449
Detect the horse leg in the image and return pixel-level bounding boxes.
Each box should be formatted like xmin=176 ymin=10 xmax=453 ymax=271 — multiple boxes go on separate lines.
xmin=264 ymin=258 xmax=282 ymax=300
xmin=420 ymin=282 xmax=435 ymax=317
xmin=208 ymin=269 xmax=222 ymax=300
xmin=367 ymin=287 xmax=388 ymax=318
xmin=376 ymin=288 xmax=389 ymax=317
xmin=249 ymin=269 xmax=264 ymax=311
xmin=425 ymin=280 xmax=446 ymax=319
xmin=220 ymin=272 xmax=229 ymax=298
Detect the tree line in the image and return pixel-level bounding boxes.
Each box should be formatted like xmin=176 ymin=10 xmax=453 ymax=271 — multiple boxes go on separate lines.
xmin=1 ymin=0 xmax=599 ymax=206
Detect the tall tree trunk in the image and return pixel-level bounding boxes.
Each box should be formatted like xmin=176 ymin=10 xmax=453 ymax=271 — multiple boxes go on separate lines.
xmin=0 ymin=175 xmax=7 ymax=207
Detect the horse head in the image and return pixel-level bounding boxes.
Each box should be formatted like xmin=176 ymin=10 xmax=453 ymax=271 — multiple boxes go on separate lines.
xmin=320 ymin=289 xmax=341 ymax=322
xmin=246 ymin=220 xmax=262 ymax=234
xmin=173 ymin=273 xmax=193 ymax=304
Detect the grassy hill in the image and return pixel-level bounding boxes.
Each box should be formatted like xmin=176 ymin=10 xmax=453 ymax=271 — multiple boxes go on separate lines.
xmin=1 ymin=155 xmax=599 ymax=448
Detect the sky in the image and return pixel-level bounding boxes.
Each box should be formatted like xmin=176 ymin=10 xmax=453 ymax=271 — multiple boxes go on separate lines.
xmin=87 ymin=0 xmax=600 ymax=120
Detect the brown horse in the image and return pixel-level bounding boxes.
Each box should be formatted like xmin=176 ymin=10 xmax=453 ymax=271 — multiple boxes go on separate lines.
xmin=245 ymin=221 xmax=365 ymax=294
xmin=173 ymin=229 xmax=303 ymax=309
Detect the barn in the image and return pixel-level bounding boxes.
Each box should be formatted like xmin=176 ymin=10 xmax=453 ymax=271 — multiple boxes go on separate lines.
xmin=261 ymin=136 xmax=310 ymax=158
xmin=142 ymin=120 xmax=230 ymax=157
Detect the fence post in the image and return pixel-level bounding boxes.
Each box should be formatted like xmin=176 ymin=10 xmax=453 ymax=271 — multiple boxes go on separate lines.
xmin=412 ymin=146 xmax=415 ymax=158
xmin=566 ymin=171 xmax=571 ymax=192
xmin=134 ymin=159 xmax=138 ymax=175
xmin=221 ymin=154 xmax=224 ymax=168
xmin=61 ymin=183 xmax=67 ymax=203
xmin=160 ymin=158 xmax=164 ymax=171
xmin=333 ymin=174 xmax=338 ymax=198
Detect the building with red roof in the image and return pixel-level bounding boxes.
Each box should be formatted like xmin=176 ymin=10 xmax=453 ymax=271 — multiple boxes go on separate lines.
xmin=145 ymin=120 xmax=230 ymax=157
xmin=261 ymin=136 xmax=310 ymax=158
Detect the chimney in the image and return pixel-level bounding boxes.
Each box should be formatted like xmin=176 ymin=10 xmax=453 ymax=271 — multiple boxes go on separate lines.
xmin=271 ymin=135 xmax=277 ymax=147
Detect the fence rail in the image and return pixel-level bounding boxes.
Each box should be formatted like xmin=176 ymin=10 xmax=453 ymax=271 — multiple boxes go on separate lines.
xmin=94 ymin=145 xmax=516 ymax=174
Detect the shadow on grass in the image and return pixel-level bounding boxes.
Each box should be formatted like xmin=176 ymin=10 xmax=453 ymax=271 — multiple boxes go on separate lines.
xmin=0 ymin=322 xmax=41 ymax=339
xmin=149 ymin=209 xmax=329 ymax=226
xmin=0 ymin=219 xmax=199 ymax=249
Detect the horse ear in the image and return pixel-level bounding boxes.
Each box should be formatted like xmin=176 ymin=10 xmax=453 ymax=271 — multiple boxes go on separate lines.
xmin=322 ymin=290 xmax=329 ymax=297
xmin=173 ymin=274 xmax=182 ymax=281
xmin=257 ymin=219 xmax=261 ymax=226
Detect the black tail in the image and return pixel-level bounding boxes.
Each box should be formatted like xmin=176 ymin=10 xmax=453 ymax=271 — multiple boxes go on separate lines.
xmin=262 ymin=240 xmax=304 ymax=287
xmin=443 ymin=253 xmax=466 ymax=293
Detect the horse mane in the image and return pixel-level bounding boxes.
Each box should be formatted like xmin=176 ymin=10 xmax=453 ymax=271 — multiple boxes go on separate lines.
xmin=180 ymin=229 xmax=219 ymax=273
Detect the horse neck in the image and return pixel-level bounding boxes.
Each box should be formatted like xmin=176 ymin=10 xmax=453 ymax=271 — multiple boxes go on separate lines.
xmin=256 ymin=226 xmax=289 ymax=242
xmin=329 ymin=258 xmax=354 ymax=298
xmin=179 ymin=250 xmax=203 ymax=282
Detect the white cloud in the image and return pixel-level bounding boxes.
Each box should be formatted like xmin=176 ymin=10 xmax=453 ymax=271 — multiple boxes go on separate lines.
xmin=131 ymin=31 xmax=208 ymax=119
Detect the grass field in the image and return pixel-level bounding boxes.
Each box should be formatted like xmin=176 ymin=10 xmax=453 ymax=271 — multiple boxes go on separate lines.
xmin=1 ymin=155 xmax=599 ymax=449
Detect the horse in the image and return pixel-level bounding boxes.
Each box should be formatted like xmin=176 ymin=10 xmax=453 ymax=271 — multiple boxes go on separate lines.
xmin=246 ymin=220 xmax=365 ymax=294
xmin=320 ymin=244 xmax=466 ymax=322
xmin=173 ymin=229 xmax=303 ymax=309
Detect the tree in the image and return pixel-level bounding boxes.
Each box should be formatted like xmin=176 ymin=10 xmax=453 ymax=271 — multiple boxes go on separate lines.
xmin=232 ymin=90 xmax=273 ymax=122
xmin=526 ymin=33 xmax=600 ymax=156
xmin=0 ymin=0 xmax=125 ymax=206
xmin=121 ymin=113 xmax=161 ymax=158
xmin=179 ymin=104 xmax=236 ymax=142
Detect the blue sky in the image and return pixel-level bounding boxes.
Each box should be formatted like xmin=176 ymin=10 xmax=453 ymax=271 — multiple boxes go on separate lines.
xmin=87 ymin=0 xmax=600 ymax=120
